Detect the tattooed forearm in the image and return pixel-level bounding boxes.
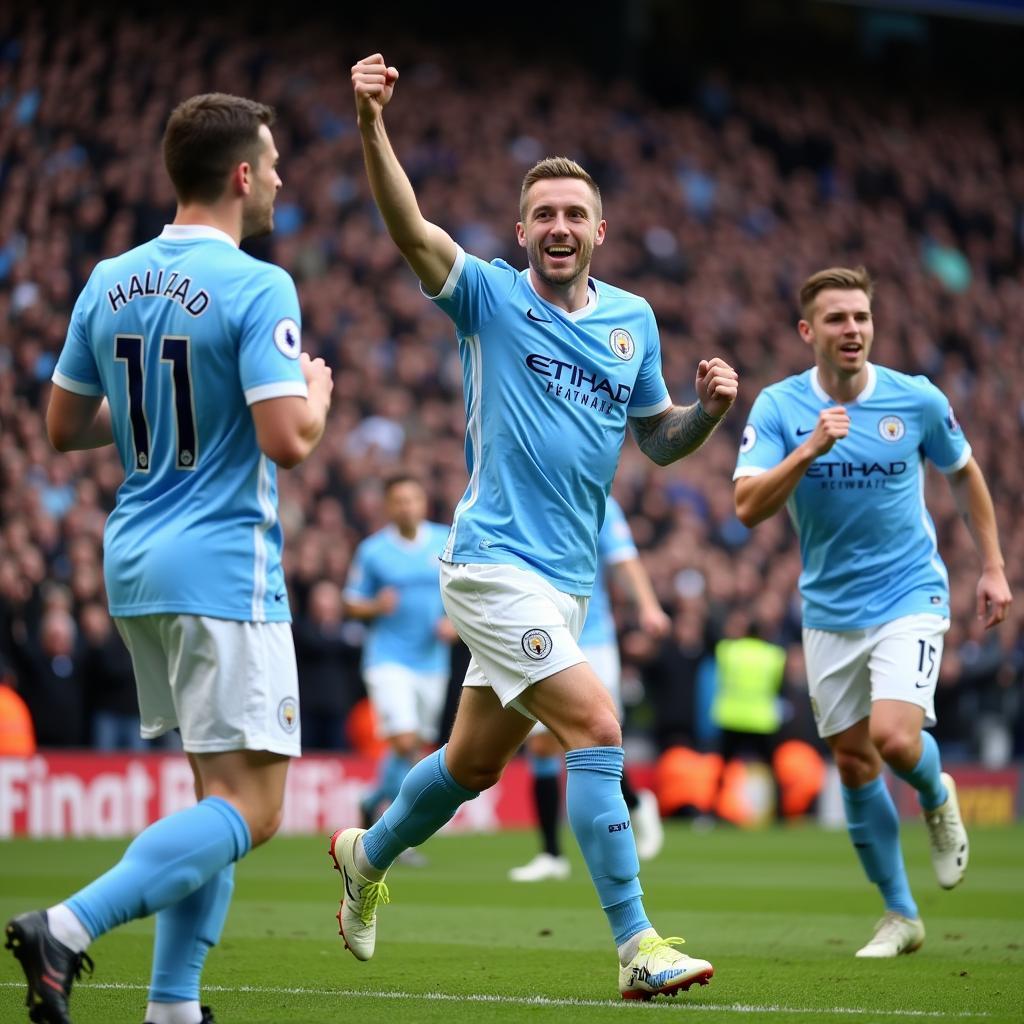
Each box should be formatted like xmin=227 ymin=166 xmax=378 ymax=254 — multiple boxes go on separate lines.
xmin=629 ymin=403 xmax=723 ymax=466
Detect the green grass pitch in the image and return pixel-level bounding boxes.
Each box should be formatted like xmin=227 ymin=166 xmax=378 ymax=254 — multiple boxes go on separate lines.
xmin=2 ymin=822 xmax=1022 ymax=1023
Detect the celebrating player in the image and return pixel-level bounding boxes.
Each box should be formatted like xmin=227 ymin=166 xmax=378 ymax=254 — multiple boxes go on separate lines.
xmin=509 ymin=495 xmax=668 ymax=882
xmin=4 ymin=93 xmax=333 ymax=1024
xmin=733 ymin=266 xmax=1011 ymax=958
xmin=330 ymin=53 xmax=737 ymax=1001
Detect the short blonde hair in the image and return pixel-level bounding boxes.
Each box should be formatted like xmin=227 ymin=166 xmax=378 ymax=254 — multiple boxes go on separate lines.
xmin=519 ymin=157 xmax=602 ymax=221
xmin=799 ymin=266 xmax=874 ymax=319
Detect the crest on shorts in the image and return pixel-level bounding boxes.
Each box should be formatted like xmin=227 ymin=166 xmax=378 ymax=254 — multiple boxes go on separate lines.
xmin=609 ymin=329 xmax=635 ymax=361
xmin=521 ymin=629 xmax=553 ymax=661
xmin=277 ymin=697 xmax=299 ymax=733
xmin=878 ymin=415 xmax=905 ymax=442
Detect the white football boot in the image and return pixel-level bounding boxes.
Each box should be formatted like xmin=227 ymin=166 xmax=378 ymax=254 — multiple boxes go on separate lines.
xmin=854 ymin=912 xmax=925 ymax=958
xmin=329 ymin=827 xmax=390 ymax=961
xmin=924 ymin=772 xmax=969 ymax=889
xmin=619 ymin=935 xmax=713 ymax=1000
xmin=508 ymin=852 xmax=571 ymax=882
xmin=632 ymin=789 xmax=665 ymax=861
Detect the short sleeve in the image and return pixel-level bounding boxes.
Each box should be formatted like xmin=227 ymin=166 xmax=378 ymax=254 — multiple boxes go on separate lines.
xmin=239 ymin=265 xmax=308 ymax=406
xmin=626 ymin=302 xmax=671 ymax=417
xmin=424 ymin=249 xmax=519 ymax=337
xmin=599 ymin=497 xmax=639 ymax=566
xmin=733 ymin=391 xmax=788 ymax=479
xmin=919 ymin=379 xmax=971 ymax=473
xmin=344 ymin=543 xmax=379 ymax=601
xmin=52 ymin=280 xmax=103 ymax=396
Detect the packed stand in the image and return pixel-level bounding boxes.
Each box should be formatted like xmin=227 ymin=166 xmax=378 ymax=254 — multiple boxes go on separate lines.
xmin=0 ymin=11 xmax=1021 ymax=761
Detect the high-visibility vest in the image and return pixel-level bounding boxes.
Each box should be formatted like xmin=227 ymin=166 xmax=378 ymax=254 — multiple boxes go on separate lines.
xmin=0 ymin=684 xmax=37 ymax=755
xmin=712 ymin=637 xmax=786 ymax=734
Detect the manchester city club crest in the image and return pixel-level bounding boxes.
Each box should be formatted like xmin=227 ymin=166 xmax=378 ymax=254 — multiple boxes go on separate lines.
xmin=277 ymin=697 xmax=299 ymax=732
xmin=878 ymin=415 xmax=906 ymax=442
xmin=609 ymin=328 xmax=635 ymax=360
xmin=521 ymin=629 xmax=553 ymax=660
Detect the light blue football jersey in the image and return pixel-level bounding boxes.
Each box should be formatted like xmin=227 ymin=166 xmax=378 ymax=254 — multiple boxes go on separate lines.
xmin=734 ymin=364 xmax=971 ymax=630
xmin=53 ymin=225 xmax=307 ymax=622
xmin=429 ymin=248 xmax=671 ymax=596
xmin=344 ymin=522 xmax=451 ymax=674
xmin=579 ymin=496 xmax=639 ymax=648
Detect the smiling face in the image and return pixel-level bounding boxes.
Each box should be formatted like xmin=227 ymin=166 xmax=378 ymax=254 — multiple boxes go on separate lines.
xmin=798 ymin=287 xmax=874 ymax=382
xmin=516 ymin=177 xmax=606 ymax=301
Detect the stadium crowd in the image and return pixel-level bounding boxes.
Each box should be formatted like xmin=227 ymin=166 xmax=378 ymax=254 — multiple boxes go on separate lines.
xmin=1 ymin=10 xmax=1021 ymax=763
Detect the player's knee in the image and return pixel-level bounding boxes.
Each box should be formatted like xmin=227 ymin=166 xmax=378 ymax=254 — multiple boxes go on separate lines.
xmin=873 ymin=728 xmax=919 ymax=770
xmin=246 ymin=805 xmax=284 ymax=848
xmin=833 ymin=746 xmax=879 ymax=788
xmin=582 ymin=708 xmax=621 ymax=749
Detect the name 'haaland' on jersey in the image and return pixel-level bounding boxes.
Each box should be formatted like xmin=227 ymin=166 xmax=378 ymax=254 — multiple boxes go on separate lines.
xmin=525 ymin=352 xmax=631 ymax=414
xmin=107 ymin=268 xmax=211 ymax=317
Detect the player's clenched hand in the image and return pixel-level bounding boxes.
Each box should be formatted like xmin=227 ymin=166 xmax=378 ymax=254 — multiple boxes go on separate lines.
xmin=352 ymin=54 xmax=399 ymax=125
xmin=695 ymin=357 xmax=738 ymax=420
xmin=300 ymin=351 xmax=333 ymax=391
xmin=803 ymin=407 xmax=849 ymax=456
xmin=977 ymin=567 xmax=1012 ymax=629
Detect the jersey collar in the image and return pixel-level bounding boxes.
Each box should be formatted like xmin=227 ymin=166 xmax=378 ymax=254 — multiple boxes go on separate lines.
xmin=386 ymin=523 xmax=427 ymax=548
xmin=524 ymin=272 xmax=599 ymax=322
xmin=160 ymin=224 xmax=239 ymax=248
xmin=810 ymin=362 xmax=877 ymax=405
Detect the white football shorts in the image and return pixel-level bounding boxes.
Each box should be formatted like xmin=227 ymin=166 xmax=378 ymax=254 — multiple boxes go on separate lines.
xmin=803 ymin=613 xmax=950 ymax=738
xmin=115 ymin=614 xmax=301 ymax=756
xmin=362 ymin=663 xmax=448 ymax=742
xmin=440 ymin=561 xmax=588 ymax=710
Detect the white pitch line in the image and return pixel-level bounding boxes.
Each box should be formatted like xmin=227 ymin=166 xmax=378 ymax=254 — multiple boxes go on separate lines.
xmin=0 ymin=981 xmax=992 ymax=1018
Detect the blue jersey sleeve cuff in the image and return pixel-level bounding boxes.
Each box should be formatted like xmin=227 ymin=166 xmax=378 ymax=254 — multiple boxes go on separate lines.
xmin=935 ymin=444 xmax=972 ymax=474
xmin=627 ymin=395 xmax=673 ymax=418
xmin=421 ymin=247 xmax=465 ymax=301
xmin=245 ymin=381 xmax=308 ymax=405
xmin=52 ymin=369 xmax=103 ymax=396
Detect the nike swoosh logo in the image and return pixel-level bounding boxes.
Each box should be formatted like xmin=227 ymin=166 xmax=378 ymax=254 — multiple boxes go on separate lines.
xmin=915 ymin=681 xmax=931 ymax=689
xmin=526 ymin=308 xmax=552 ymax=323
xmin=342 ymin=866 xmax=358 ymax=902
xmin=796 ymin=427 xmax=814 ymax=436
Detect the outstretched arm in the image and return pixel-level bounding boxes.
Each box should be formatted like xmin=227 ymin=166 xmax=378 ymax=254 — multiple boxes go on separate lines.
xmin=352 ymin=54 xmax=458 ymax=295
xmin=947 ymin=457 xmax=1012 ymax=628
xmin=629 ymin=357 xmax=738 ymax=466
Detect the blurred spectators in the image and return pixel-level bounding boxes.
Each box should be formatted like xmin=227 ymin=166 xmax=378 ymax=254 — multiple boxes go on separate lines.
xmin=0 ymin=8 xmax=1020 ymax=758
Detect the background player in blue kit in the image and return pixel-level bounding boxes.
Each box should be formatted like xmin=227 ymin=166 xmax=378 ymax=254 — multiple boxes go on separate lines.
xmin=4 ymin=93 xmax=334 ymax=1024
xmin=331 ymin=54 xmax=738 ymax=1001
xmin=343 ymin=475 xmax=455 ymax=853
xmin=734 ymin=266 xmax=1011 ymax=959
xmin=509 ymin=496 xmax=669 ymax=882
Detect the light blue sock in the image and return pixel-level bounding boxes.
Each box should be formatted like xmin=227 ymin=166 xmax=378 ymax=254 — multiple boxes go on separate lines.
xmin=148 ymin=864 xmax=235 ymax=1003
xmin=892 ymin=731 xmax=948 ymax=812
xmin=67 ymin=797 xmax=251 ymax=940
xmin=361 ymin=746 xmax=477 ymax=869
xmin=842 ymin=777 xmax=917 ymax=919
xmin=362 ymin=751 xmax=416 ymax=812
xmin=564 ymin=747 xmax=651 ymax=945
xmin=529 ymin=754 xmax=562 ymax=778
